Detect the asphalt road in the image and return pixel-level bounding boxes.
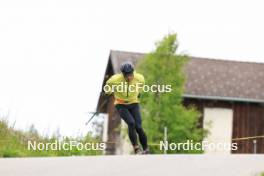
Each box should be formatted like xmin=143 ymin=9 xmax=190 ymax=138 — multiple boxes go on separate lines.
xmin=0 ymin=155 xmax=264 ymax=176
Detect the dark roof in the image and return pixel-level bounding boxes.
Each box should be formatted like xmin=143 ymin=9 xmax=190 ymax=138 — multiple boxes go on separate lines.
xmin=109 ymin=50 xmax=264 ymax=103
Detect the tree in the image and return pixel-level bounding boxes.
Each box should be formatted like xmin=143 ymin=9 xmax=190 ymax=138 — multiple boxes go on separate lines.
xmin=137 ymin=33 xmax=205 ymax=153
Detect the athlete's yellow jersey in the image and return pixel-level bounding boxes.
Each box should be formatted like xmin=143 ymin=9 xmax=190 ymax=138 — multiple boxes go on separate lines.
xmin=104 ymin=72 xmax=145 ymax=104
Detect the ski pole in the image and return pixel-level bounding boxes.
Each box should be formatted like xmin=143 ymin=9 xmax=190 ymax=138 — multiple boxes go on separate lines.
xmin=85 ymin=94 xmax=110 ymax=125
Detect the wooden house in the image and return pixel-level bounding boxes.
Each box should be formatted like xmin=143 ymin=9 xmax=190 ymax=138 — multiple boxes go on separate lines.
xmin=97 ymin=50 xmax=264 ymax=154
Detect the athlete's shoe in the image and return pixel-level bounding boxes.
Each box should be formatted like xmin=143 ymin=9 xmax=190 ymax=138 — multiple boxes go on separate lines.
xmin=134 ymin=146 xmax=142 ymax=155
xmin=142 ymin=148 xmax=150 ymax=154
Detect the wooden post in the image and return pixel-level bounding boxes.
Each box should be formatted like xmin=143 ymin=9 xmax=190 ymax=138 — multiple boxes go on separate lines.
xmin=164 ymin=127 xmax=167 ymax=154
xmin=253 ymin=139 xmax=257 ymax=154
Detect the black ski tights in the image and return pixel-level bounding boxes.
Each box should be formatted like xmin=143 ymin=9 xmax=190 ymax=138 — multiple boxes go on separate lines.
xmin=115 ymin=103 xmax=148 ymax=150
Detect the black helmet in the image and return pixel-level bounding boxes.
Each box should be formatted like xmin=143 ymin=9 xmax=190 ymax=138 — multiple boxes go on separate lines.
xmin=120 ymin=61 xmax=134 ymax=75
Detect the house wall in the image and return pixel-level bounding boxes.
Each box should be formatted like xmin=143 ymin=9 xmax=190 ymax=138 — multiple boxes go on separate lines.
xmin=103 ymin=98 xmax=264 ymax=154
xmin=104 ymin=97 xmax=264 ymax=154
xmin=203 ymin=108 xmax=233 ymax=154
xmin=105 ymin=96 xmax=121 ymax=154
xmin=183 ymin=98 xmax=264 ymax=153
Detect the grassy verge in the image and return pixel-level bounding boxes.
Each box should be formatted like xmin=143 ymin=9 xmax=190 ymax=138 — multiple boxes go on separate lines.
xmin=0 ymin=119 xmax=103 ymax=157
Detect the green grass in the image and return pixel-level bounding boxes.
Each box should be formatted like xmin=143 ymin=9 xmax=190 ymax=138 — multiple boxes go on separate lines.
xmin=0 ymin=119 xmax=103 ymax=157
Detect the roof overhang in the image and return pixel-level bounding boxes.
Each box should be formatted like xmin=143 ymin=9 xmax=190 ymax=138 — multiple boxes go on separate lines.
xmin=183 ymin=94 xmax=264 ymax=104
